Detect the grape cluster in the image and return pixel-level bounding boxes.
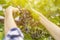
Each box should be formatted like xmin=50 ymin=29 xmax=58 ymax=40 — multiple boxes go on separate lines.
xmin=17 ymin=8 xmax=54 ymax=40
xmin=18 ymin=8 xmax=40 ymax=30
xmin=19 ymin=9 xmax=32 ymax=26
xmin=30 ymin=28 xmax=54 ymax=40
xmin=30 ymin=29 xmax=42 ymax=39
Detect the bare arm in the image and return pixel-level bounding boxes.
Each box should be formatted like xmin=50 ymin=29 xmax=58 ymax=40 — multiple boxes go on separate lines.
xmin=4 ymin=6 xmax=60 ymax=40
xmin=4 ymin=6 xmax=19 ymax=35
xmin=31 ymin=8 xmax=60 ymax=40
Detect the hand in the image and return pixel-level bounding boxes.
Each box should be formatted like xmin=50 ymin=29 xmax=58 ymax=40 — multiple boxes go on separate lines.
xmin=4 ymin=6 xmax=19 ymax=35
xmin=5 ymin=6 xmax=19 ymax=16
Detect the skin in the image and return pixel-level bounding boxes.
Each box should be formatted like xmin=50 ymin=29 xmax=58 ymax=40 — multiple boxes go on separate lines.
xmin=31 ymin=8 xmax=60 ymax=40
xmin=4 ymin=6 xmax=19 ymax=35
xmin=4 ymin=6 xmax=60 ymax=40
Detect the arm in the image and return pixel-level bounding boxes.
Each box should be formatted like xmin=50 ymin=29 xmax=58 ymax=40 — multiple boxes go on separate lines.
xmin=4 ymin=6 xmax=19 ymax=35
xmin=31 ymin=8 xmax=60 ymax=40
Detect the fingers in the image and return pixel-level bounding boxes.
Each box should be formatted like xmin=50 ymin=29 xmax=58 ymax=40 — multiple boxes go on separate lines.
xmin=5 ymin=6 xmax=20 ymax=15
xmin=13 ymin=7 xmax=19 ymax=13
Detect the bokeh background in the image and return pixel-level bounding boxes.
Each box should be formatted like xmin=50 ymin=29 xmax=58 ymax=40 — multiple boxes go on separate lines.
xmin=0 ymin=0 xmax=60 ymax=40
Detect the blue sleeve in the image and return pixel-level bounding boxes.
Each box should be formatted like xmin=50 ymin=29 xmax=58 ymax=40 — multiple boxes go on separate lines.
xmin=4 ymin=28 xmax=24 ymax=40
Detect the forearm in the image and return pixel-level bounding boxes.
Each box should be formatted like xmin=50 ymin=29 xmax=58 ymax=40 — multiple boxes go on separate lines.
xmin=39 ymin=14 xmax=60 ymax=40
xmin=4 ymin=10 xmax=17 ymax=35
xmin=31 ymin=8 xmax=60 ymax=40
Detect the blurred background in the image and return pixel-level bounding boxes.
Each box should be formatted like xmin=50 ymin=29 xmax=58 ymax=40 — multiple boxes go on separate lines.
xmin=0 ymin=0 xmax=60 ymax=40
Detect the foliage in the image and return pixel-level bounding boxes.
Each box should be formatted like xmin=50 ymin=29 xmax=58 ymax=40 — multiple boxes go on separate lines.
xmin=0 ymin=0 xmax=60 ymax=40
xmin=0 ymin=23 xmax=4 ymax=40
xmin=0 ymin=0 xmax=6 ymax=4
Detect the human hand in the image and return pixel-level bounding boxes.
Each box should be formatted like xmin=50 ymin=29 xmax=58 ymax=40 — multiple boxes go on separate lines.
xmin=4 ymin=6 xmax=19 ymax=16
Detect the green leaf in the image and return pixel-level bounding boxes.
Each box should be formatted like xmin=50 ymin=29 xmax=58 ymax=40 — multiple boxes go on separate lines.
xmin=0 ymin=0 xmax=6 ymax=4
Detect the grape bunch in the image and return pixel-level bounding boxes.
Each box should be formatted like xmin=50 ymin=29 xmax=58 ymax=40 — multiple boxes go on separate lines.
xmin=17 ymin=7 xmax=54 ymax=40
xmin=17 ymin=7 xmax=40 ymax=31
xmin=30 ymin=29 xmax=42 ymax=39
xmin=19 ymin=9 xmax=32 ymax=26
xmin=30 ymin=28 xmax=54 ymax=40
